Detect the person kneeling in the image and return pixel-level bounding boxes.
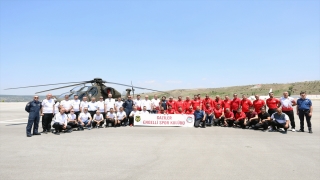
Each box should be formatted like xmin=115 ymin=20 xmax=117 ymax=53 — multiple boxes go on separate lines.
xmin=213 ymin=104 xmax=224 ymax=126
xmin=52 ymin=108 xmax=71 ymax=135
xmin=224 ymin=108 xmax=235 ymax=127
xmin=194 ymin=106 xmax=206 ymax=128
xmin=78 ymin=107 xmax=92 ymax=130
xmin=270 ymin=108 xmax=290 ymax=133
xmin=67 ymin=109 xmax=79 ymax=132
xmin=234 ymin=108 xmax=246 ymax=129
xmin=92 ymin=111 xmax=104 ymax=128
xmin=254 ymin=107 xmax=271 ymax=131
xmin=117 ymin=107 xmax=127 ymax=127
xmin=106 ymin=108 xmax=117 ymax=128
xmin=245 ymin=107 xmax=259 ymax=128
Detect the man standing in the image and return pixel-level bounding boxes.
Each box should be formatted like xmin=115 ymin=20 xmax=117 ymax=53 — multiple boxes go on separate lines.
xmin=240 ymin=94 xmax=253 ymax=113
xmin=96 ymin=96 xmax=105 ymax=125
xmin=71 ymin=95 xmax=81 ymax=119
xmin=52 ymin=108 xmax=71 ymax=135
xmin=270 ymin=108 xmax=290 ymax=133
xmin=115 ymin=97 xmax=124 ymax=112
xmin=296 ymin=91 xmax=313 ymax=133
xmin=253 ymin=95 xmax=266 ymax=114
xmin=266 ymin=92 xmax=280 ymax=115
xmin=279 ymin=91 xmax=297 ymax=132
xmin=25 ymin=96 xmax=42 ymax=137
xmin=151 ymin=95 xmax=160 ymax=113
xmin=202 ymin=95 xmax=212 ymax=110
xmin=183 ymin=96 xmax=192 ymax=111
xmin=41 ymin=94 xmax=55 ymax=134
xmin=212 ymin=95 xmax=223 ymax=110
xmin=194 ymin=106 xmax=206 ymax=128
xmin=160 ymin=96 xmax=167 ymax=111
xmin=133 ymin=95 xmax=142 ymax=111
xmin=191 ymin=96 xmax=201 ymax=110
xmin=60 ymin=94 xmax=72 ymax=114
xmin=122 ymin=96 xmax=134 ymax=126
xmin=104 ymin=94 xmax=116 ymax=113
xmin=167 ymin=97 xmax=176 ymax=110
xmin=175 ymin=96 xmax=185 ymax=112
xmin=222 ymin=95 xmax=232 ymax=113
xmin=80 ymin=96 xmax=89 ymax=112
xmin=141 ymin=95 xmax=152 ymax=112
xmin=231 ymin=94 xmax=241 ymax=116
xmin=88 ymin=97 xmax=98 ymax=119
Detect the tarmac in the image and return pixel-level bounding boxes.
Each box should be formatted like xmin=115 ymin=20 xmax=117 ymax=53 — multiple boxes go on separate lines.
xmin=0 ymin=102 xmax=319 ymax=180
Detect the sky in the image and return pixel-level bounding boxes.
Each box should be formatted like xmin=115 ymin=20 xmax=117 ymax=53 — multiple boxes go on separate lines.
xmin=0 ymin=0 xmax=319 ymax=95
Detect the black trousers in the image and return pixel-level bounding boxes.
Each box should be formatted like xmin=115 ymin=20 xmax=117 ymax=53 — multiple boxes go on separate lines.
xmin=67 ymin=121 xmax=79 ymax=129
xmin=213 ymin=117 xmax=225 ymax=126
xmin=106 ymin=119 xmax=115 ymax=127
xmin=226 ymin=119 xmax=234 ymax=127
xmin=119 ymin=118 xmax=128 ymax=126
xmin=42 ymin=113 xmax=53 ymax=132
xmin=298 ymin=109 xmax=312 ymax=130
xmin=271 ymin=121 xmax=288 ymax=131
xmin=268 ymin=109 xmax=277 ymax=116
xmin=254 ymin=121 xmax=271 ymax=130
xmin=52 ymin=122 xmax=71 ymax=132
xmin=92 ymin=120 xmax=104 ymax=127
xmin=74 ymin=111 xmax=80 ymax=120
xmin=232 ymin=110 xmax=237 ymax=118
xmin=129 ymin=117 xmax=134 ymax=126
xmin=234 ymin=119 xmax=245 ymax=129
xmin=283 ymin=110 xmax=295 ymax=129
xmin=89 ymin=111 xmax=97 ymax=119
xmin=194 ymin=118 xmax=205 ymax=127
xmin=246 ymin=119 xmax=259 ymax=127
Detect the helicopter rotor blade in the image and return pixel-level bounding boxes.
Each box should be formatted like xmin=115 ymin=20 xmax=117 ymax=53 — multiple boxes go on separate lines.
xmin=4 ymin=81 xmax=89 ymax=90
xmin=103 ymin=81 xmax=166 ymax=93
xmin=34 ymin=82 xmax=88 ymax=94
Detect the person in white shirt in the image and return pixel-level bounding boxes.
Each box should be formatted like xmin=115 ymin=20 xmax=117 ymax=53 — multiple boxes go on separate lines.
xmin=92 ymin=111 xmax=104 ymax=128
xmin=96 ymin=96 xmax=105 ymax=124
xmin=54 ymin=99 xmax=60 ymax=114
xmin=71 ymin=95 xmax=81 ymax=119
xmin=151 ymin=95 xmax=160 ymax=113
xmin=41 ymin=94 xmax=55 ymax=134
xmin=78 ymin=107 xmax=92 ymax=130
xmin=52 ymin=108 xmax=71 ymax=135
xmin=104 ymin=94 xmax=116 ymax=113
xmin=140 ymin=106 xmax=150 ymax=114
xmin=88 ymin=97 xmax=98 ymax=118
xmin=134 ymin=95 xmax=142 ymax=111
xmin=80 ymin=96 xmax=89 ymax=112
xmin=129 ymin=106 xmax=139 ymax=127
xmin=106 ymin=108 xmax=117 ymax=128
xmin=67 ymin=109 xmax=79 ymax=132
xmin=115 ymin=97 xmax=123 ymax=112
xmin=60 ymin=95 xmax=72 ymax=114
xmin=141 ymin=95 xmax=152 ymax=112
xmin=117 ymin=107 xmax=127 ymax=126
xmin=279 ymin=91 xmax=297 ymax=132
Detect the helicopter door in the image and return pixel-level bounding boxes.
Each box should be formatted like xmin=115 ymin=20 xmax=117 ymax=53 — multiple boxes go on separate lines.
xmin=87 ymin=87 xmax=98 ymax=97
xmin=104 ymin=88 xmax=114 ymax=96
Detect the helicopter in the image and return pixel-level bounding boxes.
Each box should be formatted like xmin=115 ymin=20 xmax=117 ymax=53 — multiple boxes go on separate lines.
xmin=4 ymin=78 xmax=165 ymax=102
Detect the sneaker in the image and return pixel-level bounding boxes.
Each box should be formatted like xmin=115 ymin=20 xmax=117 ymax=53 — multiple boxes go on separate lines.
xmin=291 ymin=129 xmax=296 ymax=132
xmin=309 ymin=128 xmax=313 ymax=133
xmin=297 ymin=129 xmax=304 ymax=132
xmin=54 ymin=131 xmax=60 ymax=135
xmin=279 ymin=128 xmax=285 ymax=132
xmin=88 ymin=127 xmax=91 ymax=130
xmin=96 ymin=126 xmax=99 ymax=129
xmin=268 ymin=128 xmax=274 ymax=132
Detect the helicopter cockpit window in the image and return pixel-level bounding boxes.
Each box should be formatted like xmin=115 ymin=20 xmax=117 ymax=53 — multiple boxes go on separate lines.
xmin=70 ymin=86 xmax=85 ymax=93
xmin=58 ymin=92 xmax=73 ymax=100
xmin=79 ymin=86 xmax=90 ymax=92
xmin=87 ymin=87 xmax=98 ymax=97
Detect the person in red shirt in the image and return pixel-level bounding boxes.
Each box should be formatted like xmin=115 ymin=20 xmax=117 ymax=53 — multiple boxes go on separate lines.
xmin=183 ymin=96 xmax=192 ymax=111
xmin=231 ymin=94 xmax=241 ymax=116
xmin=234 ymin=108 xmax=246 ymax=129
xmin=197 ymin=94 xmax=203 ymax=109
xmin=185 ymin=106 xmax=194 ymax=114
xmin=175 ymin=106 xmax=184 ymax=114
xmin=266 ymin=92 xmax=280 ymax=115
xmin=240 ymin=94 xmax=253 ymax=113
xmin=253 ymin=95 xmax=266 ymax=114
xmin=204 ymin=103 xmax=214 ymax=126
xmin=175 ymin=96 xmax=184 ymax=111
xmin=202 ymin=94 xmax=212 ymax=109
xmin=213 ymin=104 xmax=224 ymax=126
xmin=222 ymin=95 xmax=232 ymax=113
xmin=212 ymin=95 xmax=223 ymax=110
xmin=191 ymin=96 xmax=201 ymax=110
xmin=224 ymin=108 xmax=234 ymax=127
xmin=158 ymin=107 xmax=167 ymax=114
xmin=167 ymin=105 xmax=175 ymax=114
xmin=167 ymin=97 xmax=176 ymax=110
xmin=244 ymin=106 xmax=258 ymax=128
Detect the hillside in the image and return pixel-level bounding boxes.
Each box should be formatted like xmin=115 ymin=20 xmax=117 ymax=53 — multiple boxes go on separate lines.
xmin=144 ymin=80 xmax=320 ymax=98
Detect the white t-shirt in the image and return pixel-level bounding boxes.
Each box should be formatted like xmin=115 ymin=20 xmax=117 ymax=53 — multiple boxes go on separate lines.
xmin=42 ymin=99 xmax=55 ymax=114
xmin=151 ymin=99 xmax=160 ymax=108
xmin=141 ymin=99 xmax=152 ymax=110
xmin=71 ymin=99 xmax=81 ymax=112
xmin=115 ymin=101 xmax=123 ymax=111
xmin=105 ymin=98 xmax=115 ymax=111
xmin=117 ymin=111 xmax=126 ymax=120
xmin=61 ymin=100 xmax=72 ymax=110
xmin=96 ymin=101 xmax=105 ymax=112
xmin=129 ymin=110 xmax=140 ymax=117
xmin=54 ymin=102 xmax=60 ymax=114
xmin=134 ymin=99 xmax=142 ymax=108
xmin=107 ymin=112 xmax=117 ymax=119
xmin=271 ymin=113 xmax=289 ymax=124
xmin=54 ymin=113 xmax=68 ymax=125
xmin=280 ymin=97 xmax=294 ymax=111
xmin=80 ymin=101 xmax=89 ymax=111
xmin=88 ymin=101 xmax=98 ymax=111
xmin=67 ymin=113 xmax=77 ymax=121
xmin=140 ymin=110 xmax=150 ymax=114
xmin=79 ymin=112 xmax=92 ymax=122
xmin=93 ymin=114 xmax=103 ymax=121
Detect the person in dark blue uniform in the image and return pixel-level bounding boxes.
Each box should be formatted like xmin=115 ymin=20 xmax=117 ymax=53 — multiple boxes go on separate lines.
xmin=122 ymin=96 xmax=134 ymax=126
xmin=25 ymin=96 xmax=42 ymax=137
xmin=297 ymin=91 xmax=313 ymax=133
xmin=194 ymin=106 xmax=206 ymax=128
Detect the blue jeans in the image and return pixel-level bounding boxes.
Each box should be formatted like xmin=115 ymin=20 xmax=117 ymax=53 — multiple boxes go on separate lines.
xmin=79 ymin=120 xmax=91 ymax=128
xmin=206 ymin=114 xmax=213 ymax=125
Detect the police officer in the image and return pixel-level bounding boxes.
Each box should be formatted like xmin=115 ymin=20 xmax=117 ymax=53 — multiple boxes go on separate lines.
xmin=25 ymin=96 xmax=42 ymax=137
xmin=297 ymin=91 xmax=313 ymax=133
xmin=122 ymin=96 xmax=134 ymax=126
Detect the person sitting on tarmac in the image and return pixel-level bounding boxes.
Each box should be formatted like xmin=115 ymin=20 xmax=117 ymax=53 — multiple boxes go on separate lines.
xmin=92 ymin=110 xmax=104 ymax=128
xmin=213 ymin=104 xmax=224 ymax=126
xmin=106 ymin=108 xmax=117 ymax=128
xmin=269 ymin=108 xmax=290 ymax=133
xmin=52 ymin=108 xmax=71 ymax=135
xmin=224 ymin=108 xmax=234 ymax=127
xmin=234 ymin=108 xmax=246 ymax=128
xmin=67 ymin=109 xmax=79 ymax=132
xmin=254 ymin=107 xmax=271 ymax=131
xmin=78 ymin=107 xmax=92 ymax=130
xmin=117 ymin=107 xmax=127 ymax=126
xmin=245 ymin=106 xmax=259 ymax=128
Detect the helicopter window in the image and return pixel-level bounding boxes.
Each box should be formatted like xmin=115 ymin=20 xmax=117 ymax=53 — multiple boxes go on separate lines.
xmin=58 ymin=92 xmax=73 ymax=100
xmin=79 ymin=86 xmax=90 ymax=92
xmin=88 ymin=87 xmax=98 ymax=97
xmin=70 ymin=86 xmax=85 ymax=93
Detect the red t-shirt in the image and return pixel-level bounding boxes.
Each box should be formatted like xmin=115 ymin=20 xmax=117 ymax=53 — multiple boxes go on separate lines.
xmin=224 ymin=111 xmax=234 ymax=119
xmin=222 ymin=100 xmax=232 ymax=110
xmin=266 ymin=98 xmax=280 ymax=109
xmin=231 ymin=98 xmax=241 ymax=111
xmin=246 ymin=111 xmax=257 ymax=119
xmin=204 ymin=106 xmax=214 ymax=114
xmin=253 ymin=99 xmax=265 ymax=113
xmin=241 ymin=99 xmax=253 ymax=113
xmin=202 ymin=98 xmax=212 ymax=108
xmin=167 ymin=109 xmax=175 ymax=114
xmin=212 ymin=99 xmax=223 ymax=109
xmin=175 ymin=110 xmax=184 ymax=114
xmin=183 ymin=100 xmax=192 ymax=110
xmin=158 ymin=110 xmax=167 ymax=114
xmin=191 ymin=100 xmax=201 ymax=109
xmin=175 ymin=100 xmax=184 ymax=111
xmin=185 ymin=109 xmax=194 ymax=114
xmin=213 ymin=108 xmax=223 ymax=118
xmin=235 ymin=112 xmax=246 ymax=120
xmin=167 ymin=100 xmax=176 ymax=109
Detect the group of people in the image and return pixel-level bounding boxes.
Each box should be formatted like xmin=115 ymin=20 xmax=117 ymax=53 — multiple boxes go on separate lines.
xmin=25 ymin=91 xmax=313 ymax=137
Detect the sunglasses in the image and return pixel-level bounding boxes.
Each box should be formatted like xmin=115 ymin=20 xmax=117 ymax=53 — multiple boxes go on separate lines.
xmin=71 ymin=111 xmax=74 ymax=112
xmin=34 ymin=97 xmax=39 ymax=99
